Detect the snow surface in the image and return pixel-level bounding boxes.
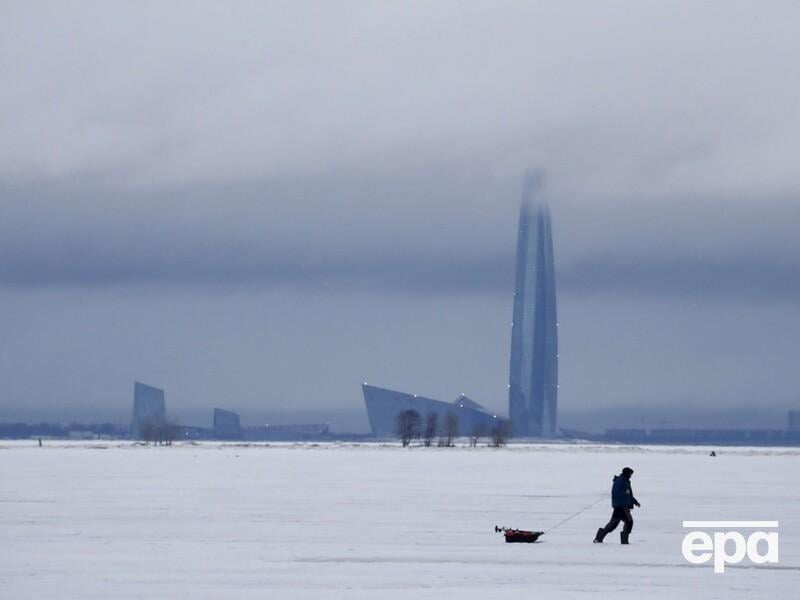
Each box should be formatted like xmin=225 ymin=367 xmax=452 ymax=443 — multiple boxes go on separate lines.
xmin=2 ymin=441 xmax=799 ymax=599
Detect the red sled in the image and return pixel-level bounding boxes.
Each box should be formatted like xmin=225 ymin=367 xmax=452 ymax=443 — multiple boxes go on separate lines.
xmin=495 ymin=526 xmax=544 ymax=543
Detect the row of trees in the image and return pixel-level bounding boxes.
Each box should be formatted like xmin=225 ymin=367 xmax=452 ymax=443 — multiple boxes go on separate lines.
xmin=395 ymin=410 xmax=510 ymax=448
xmin=137 ymin=418 xmax=180 ymax=445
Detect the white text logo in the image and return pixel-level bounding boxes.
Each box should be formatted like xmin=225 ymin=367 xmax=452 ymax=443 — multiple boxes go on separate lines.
xmin=681 ymin=521 xmax=779 ymax=573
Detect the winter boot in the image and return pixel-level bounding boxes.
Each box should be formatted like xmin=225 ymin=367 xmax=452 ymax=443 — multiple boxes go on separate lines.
xmin=620 ymin=532 xmax=630 ymax=545
xmin=593 ymin=528 xmax=606 ymax=543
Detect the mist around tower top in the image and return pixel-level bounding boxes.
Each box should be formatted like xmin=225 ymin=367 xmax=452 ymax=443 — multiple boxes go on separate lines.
xmin=523 ymin=169 xmax=546 ymax=198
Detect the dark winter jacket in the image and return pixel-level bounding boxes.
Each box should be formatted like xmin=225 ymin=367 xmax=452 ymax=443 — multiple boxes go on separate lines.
xmin=611 ymin=475 xmax=637 ymax=509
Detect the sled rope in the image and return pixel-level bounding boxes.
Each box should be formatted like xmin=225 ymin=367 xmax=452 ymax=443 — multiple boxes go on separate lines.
xmin=543 ymin=490 xmax=609 ymax=534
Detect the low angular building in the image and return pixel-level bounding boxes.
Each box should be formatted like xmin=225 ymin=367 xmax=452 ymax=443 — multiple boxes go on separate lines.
xmin=362 ymin=383 xmax=499 ymax=438
xmin=131 ymin=382 xmax=166 ymax=439
xmin=213 ymin=408 xmax=242 ymax=440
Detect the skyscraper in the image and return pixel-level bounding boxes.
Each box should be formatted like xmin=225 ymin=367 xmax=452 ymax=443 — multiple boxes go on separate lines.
xmin=508 ymin=173 xmax=558 ymax=437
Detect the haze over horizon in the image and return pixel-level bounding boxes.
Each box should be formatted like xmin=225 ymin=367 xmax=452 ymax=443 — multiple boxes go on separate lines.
xmin=1 ymin=2 xmax=799 ymax=431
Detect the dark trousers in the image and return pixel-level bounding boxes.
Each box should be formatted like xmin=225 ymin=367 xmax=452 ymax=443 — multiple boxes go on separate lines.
xmin=602 ymin=507 xmax=633 ymax=535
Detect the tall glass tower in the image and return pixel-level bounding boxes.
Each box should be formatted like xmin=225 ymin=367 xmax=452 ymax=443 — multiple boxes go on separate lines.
xmin=508 ymin=173 xmax=558 ymax=437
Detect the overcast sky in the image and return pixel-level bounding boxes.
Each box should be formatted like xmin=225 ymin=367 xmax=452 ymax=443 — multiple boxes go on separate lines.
xmin=1 ymin=1 xmax=799 ymax=430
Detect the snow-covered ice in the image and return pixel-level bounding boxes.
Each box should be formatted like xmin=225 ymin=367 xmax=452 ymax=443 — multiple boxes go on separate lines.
xmin=2 ymin=441 xmax=798 ymax=599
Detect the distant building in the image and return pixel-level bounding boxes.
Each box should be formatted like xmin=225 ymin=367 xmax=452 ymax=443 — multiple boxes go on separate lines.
xmin=362 ymin=383 xmax=499 ymax=438
xmin=213 ymin=408 xmax=242 ymax=440
xmin=131 ymin=382 xmax=166 ymax=439
xmin=789 ymin=411 xmax=800 ymax=431
xmin=67 ymin=430 xmax=97 ymax=440
xmin=178 ymin=426 xmax=208 ymax=440
xmin=560 ymin=427 xmax=800 ymax=446
xmin=509 ymin=172 xmax=559 ymax=438
xmin=243 ymin=423 xmax=330 ymax=441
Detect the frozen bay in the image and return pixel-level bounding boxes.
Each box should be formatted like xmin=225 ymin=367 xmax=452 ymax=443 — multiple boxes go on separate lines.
xmin=2 ymin=441 xmax=798 ymax=599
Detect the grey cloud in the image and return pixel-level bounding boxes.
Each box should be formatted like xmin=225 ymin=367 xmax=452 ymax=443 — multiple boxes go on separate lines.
xmin=1 ymin=177 xmax=798 ymax=304
xmin=560 ymin=258 xmax=800 ymax=304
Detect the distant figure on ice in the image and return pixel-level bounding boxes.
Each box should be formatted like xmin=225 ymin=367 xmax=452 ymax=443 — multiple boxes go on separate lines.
xmin=710 ymin=450 xmax=716 ymax=457
xmin=593 ymin=467 xmax=640 ymax=544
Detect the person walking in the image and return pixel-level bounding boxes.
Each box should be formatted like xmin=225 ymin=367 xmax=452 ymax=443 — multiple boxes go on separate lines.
xmin=593 ymin=467 xmax=640 ymax=544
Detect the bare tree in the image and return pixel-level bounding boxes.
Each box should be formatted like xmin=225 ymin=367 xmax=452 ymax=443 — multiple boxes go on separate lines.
xmin=470 ymin=423 xmax=487 ymax=447
xmin=489 ymin=420 xmax=511 ymax=447
xmin=138 ymin=418 xmax=179 ymax=445
xmin=439 ymin=412 xmax=459 ymax=447
xmin=423 ymin=413 xmax=439 ymax=447
xmin=395 ymin=409 xmax=422 ymax=447
xmin=160 ymin=420 xmax=179 ymax=446
xmin=139 ymin=418 xmax=158 ymax=443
